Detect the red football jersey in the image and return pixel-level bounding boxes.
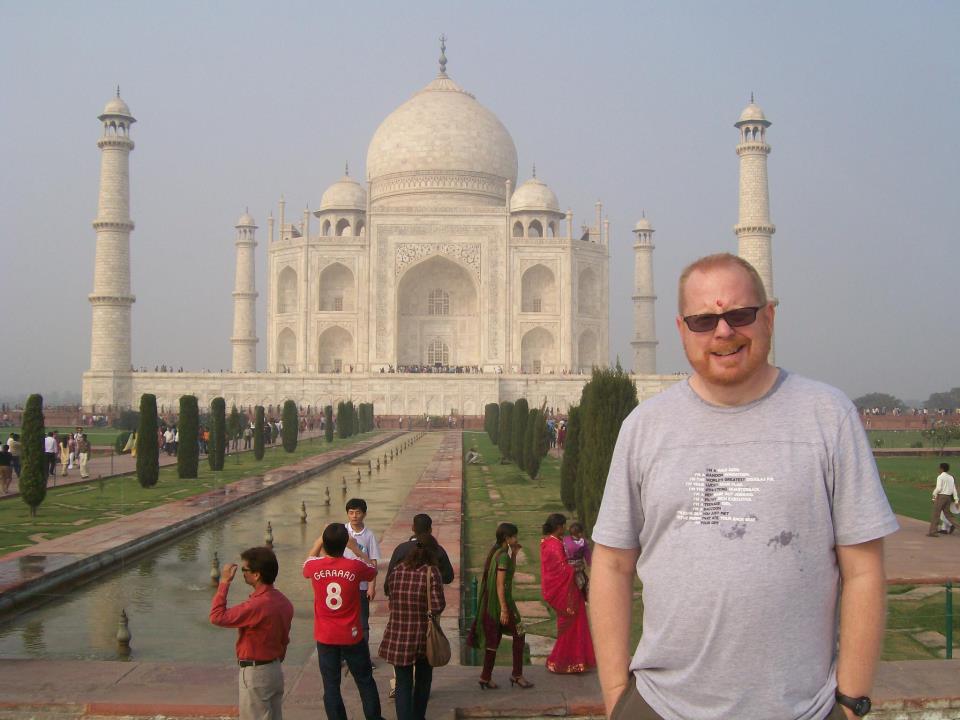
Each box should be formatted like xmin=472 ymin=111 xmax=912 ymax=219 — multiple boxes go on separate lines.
xmin=303 ymin=555 xmax=377 ymax=644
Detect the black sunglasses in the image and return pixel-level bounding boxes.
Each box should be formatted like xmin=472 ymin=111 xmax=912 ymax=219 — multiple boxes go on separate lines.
xmin=682 ymin=306 xmax=763 ymax=333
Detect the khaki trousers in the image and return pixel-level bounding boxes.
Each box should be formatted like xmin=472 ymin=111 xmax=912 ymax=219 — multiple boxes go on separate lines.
xmin=238 ymin=661 xmax=284 ymax=720
xmin=929 ymin=493 xmax=960 ymax=535
xmin=610 ymin=681 xmax=848 ymax=720
xmin=78 ymin=452 xmax=89 ymax=478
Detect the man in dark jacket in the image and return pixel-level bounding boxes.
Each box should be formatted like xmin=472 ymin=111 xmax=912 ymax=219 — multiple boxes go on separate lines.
xmin=383 ymin=513 xmax=454 ymax=596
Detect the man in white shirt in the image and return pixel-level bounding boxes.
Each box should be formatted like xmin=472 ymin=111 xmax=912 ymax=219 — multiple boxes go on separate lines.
xmin=928 ymin=462 xmax=960 ymax=537
xmin=43 ymin=432 xmax=58 ymax=478
xmin=343 ymin=498 xmax=381 ymax=659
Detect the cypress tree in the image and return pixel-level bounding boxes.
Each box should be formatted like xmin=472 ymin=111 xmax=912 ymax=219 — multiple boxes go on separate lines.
xmin=254 ymin=406 xmax=265 ymax=460
xmin=526 ymin=408 xmax=549 ymax=482
xmin=350 ymin=401 xmax=359 ymax=436
xmin=577 ymin=364 xmax=638 ymax=532
xmin=209 ymin=397 xmax=227 ymax=471
xmin=497 ymin=400 xmax=513 ymax=462
xmin=177 ymin=395 xmax=200 ymax=479
xmin=282 ymin=400 xmax=298 ymax=452
xmin=136 ymin=393 xmax=160 ymax=488
xmin=324 ymin=405 xmax=334 ymax=443
xmin=19 ymin=393 xmax=46 ymax=517
xmin=227 ymin=404 xmax=242 ymax=451
xmin=485 ymin=403 xmax=500 ymax=445
xmin=560 ymin=405 xmax=581 ymax=513
xmin=511 ymin=398 xmax=529 ymax=470
xmin=337 ymin=401 xmax=349 ymax=439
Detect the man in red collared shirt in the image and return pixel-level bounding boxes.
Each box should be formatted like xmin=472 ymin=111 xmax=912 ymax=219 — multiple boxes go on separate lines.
xmin=210 ymin=546 xmax=294 ymax=720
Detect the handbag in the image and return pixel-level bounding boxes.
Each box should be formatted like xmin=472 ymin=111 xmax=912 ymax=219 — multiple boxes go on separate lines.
xmin=424 ymin=566 xmax=451 ymax=667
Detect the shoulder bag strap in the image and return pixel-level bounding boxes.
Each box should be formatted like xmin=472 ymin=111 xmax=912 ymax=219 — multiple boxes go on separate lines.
xmin=425 ymin=565 xmax=434 ymax=615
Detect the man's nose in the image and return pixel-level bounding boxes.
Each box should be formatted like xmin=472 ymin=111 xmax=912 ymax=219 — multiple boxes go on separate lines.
xmin=714 ymin=318 xmax=737 ymax=337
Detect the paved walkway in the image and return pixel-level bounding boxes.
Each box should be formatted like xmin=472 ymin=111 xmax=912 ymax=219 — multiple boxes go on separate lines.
xmin=0 ymin=435 xmax=958 ymax=718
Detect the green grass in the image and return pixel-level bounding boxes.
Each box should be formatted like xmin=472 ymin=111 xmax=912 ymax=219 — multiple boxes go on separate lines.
xmin=2 ymin=426 xmax=124 ymax=447
xmin=867 ymin=430 xmax=927 ymax=448
xmin=876 ymin=456 xmax=946 ymax=522
xmin=884 ymin=585 xmax=959 ymax=660
xmin=0 ymin=432 xmax=379 ymax=555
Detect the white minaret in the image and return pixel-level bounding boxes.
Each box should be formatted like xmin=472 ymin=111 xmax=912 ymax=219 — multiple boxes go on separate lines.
xmin=87 ymin=90 xmax=136 ymax=407
xmin=231 ymin=210 xmax=259 ymax=372
xmin=631 ymin=215 xmax=657 ymax=374
xmin=734 ymin=95 xmax=776 ymax=360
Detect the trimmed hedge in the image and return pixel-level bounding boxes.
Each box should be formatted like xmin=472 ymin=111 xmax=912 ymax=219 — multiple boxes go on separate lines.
xmin=209 ymin=397 xmax=226 ymax=471
xmin=254 ymin=406 xmax=265 ymax=460
xmin=136 ymin=393 xmax=159 ymax=488
xmin=324 ymin=405 xmax=334 ymax=443
xmin=282 ymin=400 xmax=298 ymax=452
xmin=19 ymin=393 xmax=46 ymax=517
xmin=177 ymin=395 xmax=199 ymax=478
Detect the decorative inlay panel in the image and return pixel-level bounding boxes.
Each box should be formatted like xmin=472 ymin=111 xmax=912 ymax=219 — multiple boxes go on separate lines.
xmin=395 ymin=243 xmax=481 ymax=279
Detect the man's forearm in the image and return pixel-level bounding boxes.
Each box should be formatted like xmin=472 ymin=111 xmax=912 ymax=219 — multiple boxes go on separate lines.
xmin=836 ymin=541 xmax=887 ymax=719
xmin=590 ymin=545 xmax=639 ymax=716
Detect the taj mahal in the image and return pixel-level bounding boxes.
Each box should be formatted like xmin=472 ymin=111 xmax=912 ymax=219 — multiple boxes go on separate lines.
xmin=82 ymin=42 xmax=776 ymax=416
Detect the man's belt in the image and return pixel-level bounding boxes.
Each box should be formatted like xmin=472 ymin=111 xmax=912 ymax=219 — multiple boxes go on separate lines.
xmin=238 ymin=659 xmax=278 ymax=667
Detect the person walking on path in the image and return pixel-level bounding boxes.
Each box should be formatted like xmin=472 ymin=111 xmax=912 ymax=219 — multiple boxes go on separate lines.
xmin=928 ymin=462 xmax=960 ymax=537
xmin=591 ymin=253 xmax=898 ymax=720
xmin=379 ymin=531 xmax=446 ymax=720
xmin=540 ymin=513 xmax=595 ymax=674
xmin=44 ymin=431 xmax=58 ymax=478
xmin=467 ymin=522 xmax=534 ymax=690
xmin=304 ymin=522 xmax=384 ymax=720
xmin=77 ymin=434 xmax=91 ymax=479
xmin=0 ymin=444 xmax=12 ymax=494
xmin=209 ymin=546 xmax=294 ymax=720
xmin=7 ymin=433 xmax=20 ymax=479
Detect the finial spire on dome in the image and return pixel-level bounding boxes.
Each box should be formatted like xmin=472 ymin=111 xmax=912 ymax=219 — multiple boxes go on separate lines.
xmin=532 ymin=162 xmax=536 ymax=179
xmin=438 ymin=33 xmax=447 ymax=75
xmin=345 ymin=161 xmax=350 ymax=177
xmin=750 ymin=91 xmax=754 ymax=104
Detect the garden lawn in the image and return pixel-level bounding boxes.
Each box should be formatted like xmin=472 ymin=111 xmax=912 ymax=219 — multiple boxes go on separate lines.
xmin=866 ymin=430 xmax=927 ymax=448
xmin=0 ymin=432 xmax=377 ymax=556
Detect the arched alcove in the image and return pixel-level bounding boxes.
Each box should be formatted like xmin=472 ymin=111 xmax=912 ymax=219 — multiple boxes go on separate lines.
xmin=528 ymin=219 xmax=543 ymax=238
xmin=578 ymin=329 xmax=599 ymax=371
xmin=512 ymin=221 xmax=524 ymax=238
xmin=321 ymin=219 xmax=331 ymax=237
xmin=521 ymin=264 xmax=557 ymax=313
xmin=396 ymin=255 xmax=479 ymax=366
xmin=319 ymin=262 xmax=355 ymax=311
xmin=521 ymin=327 xmax=555 ymax=373
xmin=277 ymin=267 xmax=298 ymax=313
xmin=578 ymin=267 xmax=599 ymax=315
xmin=335 ymin=218 xmax=351 ymax=236
xmin=317 ymin=326 xmax=354 ymax=372
xmin=277 ymin=328 xmax=297 ymax=370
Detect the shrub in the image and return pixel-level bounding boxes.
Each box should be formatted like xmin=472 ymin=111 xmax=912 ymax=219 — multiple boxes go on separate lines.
xmin=498 ymin=401 xmax=513 ymax=461
xmin=19 ymin=394 xmax=46 ymax=517
xmin=511 ymin=398 xmax=529 ymax=470
xmin=113 ymin=409 xmax=140 ymax=431
xmin=485 ymin=403 xmax=500 ymax=445
xmin=560 ymin=406 xmax=581 ymax=513
xmin=324 ymin=405 xmax=334 ymax=443
xmin=282 ymin=400 xmax=298 ymax=452
xmin=114 ymin=431 xmax=131 ymax=455
xmin=177 ymin=395 xmax=199 ymax=478
xmin=337 ymin=401 xmax=349 ymax=439
xmin=254 ymin=406 xmax=265 ymax=460
xmin=136 ymin=394 xmax=160 ymax=488
xmin=209 ymin=397 xmax=226 ymax=470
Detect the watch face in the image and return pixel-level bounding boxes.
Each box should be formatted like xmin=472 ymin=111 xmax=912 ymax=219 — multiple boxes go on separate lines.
xmin=854 ymin=698 xmax=871 ymax=716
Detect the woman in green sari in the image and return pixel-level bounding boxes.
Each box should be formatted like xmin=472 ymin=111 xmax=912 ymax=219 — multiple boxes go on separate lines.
xmin=467 ymin=522 xmax=534 ymax=689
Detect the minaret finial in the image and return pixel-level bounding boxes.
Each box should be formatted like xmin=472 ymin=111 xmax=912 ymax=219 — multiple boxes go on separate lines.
xmin=345 ymin=161 xmax=350 ymax=177
xmin=438 ymin=33 xmax=447 ymax=75
xmin=750 ymin=91 xmax=754 ymax=104
xmin=532 ymin=162 xmax=536 ymax=179
xmin=116 ymin=85 xmax=121 ymax=98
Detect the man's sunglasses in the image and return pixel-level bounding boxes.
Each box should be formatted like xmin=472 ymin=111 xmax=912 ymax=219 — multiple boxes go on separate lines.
xmin=682 ymin=306 xmax=763 ymax=333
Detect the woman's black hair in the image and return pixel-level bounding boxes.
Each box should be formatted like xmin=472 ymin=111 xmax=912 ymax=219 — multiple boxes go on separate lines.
xmin=481 ymin=522 xmax=519 ymax=578
xmin=542 ymin=513 xmax=567 ymax=535
xmin=568 ymin=521 xmax=584 ymax=534
xmin=401 ymin=531 xmax=439 ymax=568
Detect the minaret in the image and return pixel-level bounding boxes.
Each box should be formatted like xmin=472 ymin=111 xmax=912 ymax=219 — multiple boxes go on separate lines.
xmin=734 ymin=95 xmax=776 ymax=358
xmin=631 ymin=215 xmax=657 ymax=374
xmin=87 ymin=90 xmax=136 ymax=403
xmin=231 ymin=210 xmax=258 ymax=372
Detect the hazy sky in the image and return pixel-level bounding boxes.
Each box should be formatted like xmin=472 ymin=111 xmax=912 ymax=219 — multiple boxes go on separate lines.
xmin=2 ymin=1 xmax=958 ymax=404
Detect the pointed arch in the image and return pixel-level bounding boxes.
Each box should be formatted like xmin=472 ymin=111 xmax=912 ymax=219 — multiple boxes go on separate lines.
xmin=528 ymin=219 xmax=543 ymax=238
xmin=521 ymin=263 xmax=556 ymax=313
xmin=317 ymin=325 xmax=354 ymax=373
xmin=578 ymin=266 xmax=599 ymax=315
xmin=335 ymin=218 xmax=351 ymax=236
xmin=319 ymin=262 xmax=355 ymax=311
xmin=578 ymin=329 xmax=599 ymax=371
xmin=512 ymin=221 xmax=524 ymax=238
xmin=277 ymin=328 xmax=297 ymax=370
xmin=521 ymin=327 xmax=555 ymax=373
xmin=277 ymin=266 xmax=298 ymax=313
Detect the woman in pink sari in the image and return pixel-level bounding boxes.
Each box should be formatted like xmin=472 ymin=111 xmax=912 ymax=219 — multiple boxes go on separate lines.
xmin=540 ymin=513 xmax=595 ymax=673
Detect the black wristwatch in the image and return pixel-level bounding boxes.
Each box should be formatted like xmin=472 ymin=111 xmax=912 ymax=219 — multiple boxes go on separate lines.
xmin=836 ymin=690 xmax=871 ymax=717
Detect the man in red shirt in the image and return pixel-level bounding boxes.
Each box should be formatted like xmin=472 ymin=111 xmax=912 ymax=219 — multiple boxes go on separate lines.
xmin=210 ymin=546 xmax=294 ymax=720
xmin=304 ymin=523 xmax=384 ymax=720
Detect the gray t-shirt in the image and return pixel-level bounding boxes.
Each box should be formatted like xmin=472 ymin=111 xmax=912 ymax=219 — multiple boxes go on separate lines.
xmin=593 ymin=370 xmax=898 ymax=720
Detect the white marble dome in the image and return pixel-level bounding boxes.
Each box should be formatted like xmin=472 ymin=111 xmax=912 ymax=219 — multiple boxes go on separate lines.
xmin=737 ymin=102 xmax=768 ymax=124
xmin=320 ymin=175 xmax=367 ymax=211
xmin=236 ymin=211 xmax=256 ymax=227
xmin=511 ymin=177 xmax=560 ymax=213
xmin=366 ymin=73 xmax=518 ymax=199
xmin=633 ymin=217 xmax=652 ymax=232
xmin=101 ymin=95 xmax=133 ymax=118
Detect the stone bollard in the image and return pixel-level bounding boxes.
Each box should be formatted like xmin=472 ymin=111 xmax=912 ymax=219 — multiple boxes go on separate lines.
xmin=376 ymin=458 xmax=380 ymax=471
xmin=117 ymin=609 xmax=132 ymax=649
xmin=300 ymin=501 xmax=308 ymax=524
xmin=265 ymin=521 xmax=274 ymax=546
xmin=210 ymin=551 xmax=221 ymax=586
xmin=356 ymin=469 xmax=362 ymax=482
xmin=324 ymin=487 xmax=331 ymax=506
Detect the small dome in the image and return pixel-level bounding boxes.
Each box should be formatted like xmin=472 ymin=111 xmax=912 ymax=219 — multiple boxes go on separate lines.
xmin=320 ymin=175 xmax=367 ymax=211
xmin=633 ymin=217 xmax=652 ymax=232
xmin=736 ymin=102 xmax=769 ymax=126
xmin=236 ymin=211 xmax=256 ymax=227
xmin=511 ymin=177 xmax=560 ymax=213
xmin=101 ymin=95 xmax=133 ymax=118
